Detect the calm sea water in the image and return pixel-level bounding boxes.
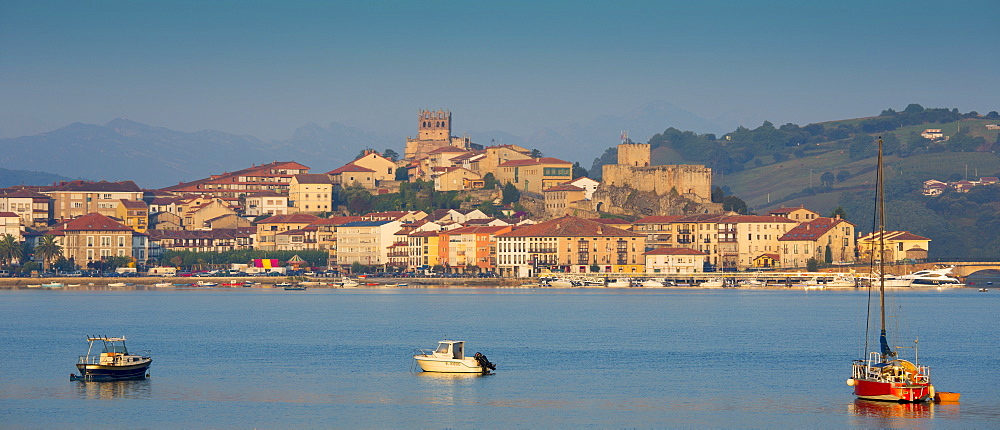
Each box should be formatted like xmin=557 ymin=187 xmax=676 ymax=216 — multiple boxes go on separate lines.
xmin=1 ymin=287 xmax=997 ymax=428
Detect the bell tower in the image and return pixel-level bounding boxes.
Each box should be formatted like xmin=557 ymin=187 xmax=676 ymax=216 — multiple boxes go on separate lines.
xmin=417 ymin=109 xmax=451 ymax=141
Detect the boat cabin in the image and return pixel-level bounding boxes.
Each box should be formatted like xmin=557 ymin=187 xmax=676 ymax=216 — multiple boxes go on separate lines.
xmin=432 ymin=340 xmax=466 ymax=360
xmin=85 ymin=336 xmax=133 ymax=364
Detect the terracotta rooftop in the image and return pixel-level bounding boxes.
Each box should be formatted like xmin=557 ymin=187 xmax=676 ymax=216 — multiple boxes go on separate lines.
xmin=46 ymin=180 xmax=141 ymax=193
xmin=118 ymin=199 xmax=147 ymax=209
xmin=543 ymin=184 xmax=585 ymax=192
xmin=634 ymin=215 xmax=684 ymax=224
xmin=497 ymin=215 xmax=643 ymax=238
xmin=327 ymin=164 xmax=376 ymax=175
xmin=497 ymin=157 xmax=572 ymax=167
xmin=62 ymin=213 xmax=132 ymax=232
xmin=643 ymin=247 xmax=706 ymax=255
xmin=779 ymin=217 xmax=852 ymax=241
xmin=255 ymin=213 xmax=321 ymax=224
xmin=293 ymin=174 xmax=332 ymax=184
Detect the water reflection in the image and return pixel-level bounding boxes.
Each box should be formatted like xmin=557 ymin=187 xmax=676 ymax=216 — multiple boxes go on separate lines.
xmin=73 ymin=379 xmax=152 ymax=400
xmin=847 ymin=399 xmax=959 ymax=427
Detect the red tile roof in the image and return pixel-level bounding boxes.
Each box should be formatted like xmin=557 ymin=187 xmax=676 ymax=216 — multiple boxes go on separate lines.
xmin=47 ymin=180 xmax=141 ymax=193
xmin=293 ymin=174 xmax=333 ymax=184
xmin=0 ymin=211 xmax=18 ymax=217
xmin=634 ymin=215 xmax=684 ymax=224
xmin=497 ymin=215 xmax=643 ymax=238
xmin=497 ymin=157 xmax=572 ymax=167
xmin=256 ymin=213 xmax=321 ymax=224
xmin=62 ymin=213 xmax=132 ymax=231
xmin=427 ymin=146 xmax=469 ymax=154
xmin=779 ymin=217 xmax=851 ymax=241
xmin=543 ymin=184 xmax=584 ymax=192
xmin=327 ymin=164 xmax=376 ymax=174
xmin=643 ymin=247 xmax=706 ymax=255
xmin=118 ymin=199 xmax=147 ymax=209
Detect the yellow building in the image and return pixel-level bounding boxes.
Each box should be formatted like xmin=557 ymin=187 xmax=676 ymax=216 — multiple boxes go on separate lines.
xmin=289 ymin=174 xmax=333 ymax=214
xmin=327 ymin=164 xmax=376 ymax=189
xmin=777 ymin=217 xmax=856 ymax=268
xmin=857 ymin=230 xmax=931 ymax=263
xmin=496 ymin=215 xmax=646 ymax=277
xmin=351 ymin=150 xmax=398 ymax=182
xmin=542 ymin=184 xmax=587 ymax=218
xmin=434 ymin=167 xmax=484 ymax=191
xmin=495 ymin=157 xmax=573 ymax=193
xmin=255 ymin=213 xmax=321 ymax=251
xmin=115 ymin=199 xmax=149 ymax=233
xmin=767 ymin=206 xmax=821 ymax=222
xmin=408 ymin=230 xmax=441 ymax=270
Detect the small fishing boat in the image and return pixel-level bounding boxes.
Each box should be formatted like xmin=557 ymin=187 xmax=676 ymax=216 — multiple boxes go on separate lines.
xmin=275 ymin=282 xmax=293 ymax=288
xmin=979 ymin=288 xmax=989 ymax=292
xmin=41 ymin=282 xmax=64 ymax=288
xmin=107 ymin=282 xmax=127 ymax=287
xmin=153 ymin=282 xmax=173 ymax=288
xmin=283 ymin=284 xmax=307 ymax=290
xmin=413 ymin=340 xmax=496 ymax=374
xmin=195 ymin=281 xmax=218 ymax=287
xmin=848 ymin=137 xmax=935 ymax=403
xmin=71 ymin=336 xmax=152 ymax=381
xmin=640 ymin=279 xmax=665 ymax=288
xmin=340 ymin=277 xmax=359 ymax=287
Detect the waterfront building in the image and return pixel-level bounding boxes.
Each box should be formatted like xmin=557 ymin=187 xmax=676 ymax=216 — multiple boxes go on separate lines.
xmin=47 ymin=212 xmax=148 ymax=266
xmin=778 ymin=216 xmax=856 ymax=268
xmin=335 ymin=220 xmax=403 ymax=269
xmin=437 ymin=225 xmax=512 ymax=273
xmin=43 ymin=180 xmax=143 ymax=221
xmin=408 ymin=230 xmax=441 ymax=270
xmin=146 ymin=228 xmax=253 ymax=260
xmin=255 ymin=213 xmax=320 ymax=251
xmin=632 ymin=215 xmax=684 ymax=250
xmin=857 ymin=230 xmax=930 ymax=263
xmin=643 ymin=247 xmax=707 ymax=274
xmin=496 ymin=215 xmax=645 ymax=278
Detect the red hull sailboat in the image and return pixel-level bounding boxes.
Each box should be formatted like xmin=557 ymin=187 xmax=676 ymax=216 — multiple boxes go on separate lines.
xmin=847 ymin=137 xmax=934 ymax=403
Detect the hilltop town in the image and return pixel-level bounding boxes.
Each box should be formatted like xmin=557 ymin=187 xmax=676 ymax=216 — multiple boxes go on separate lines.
xmin=0 ymin=109 xmax=934 ymax=277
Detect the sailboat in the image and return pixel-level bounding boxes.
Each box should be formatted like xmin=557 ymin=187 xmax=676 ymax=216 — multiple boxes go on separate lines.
xmin=847 ymin=137 xmax=934 ymax=402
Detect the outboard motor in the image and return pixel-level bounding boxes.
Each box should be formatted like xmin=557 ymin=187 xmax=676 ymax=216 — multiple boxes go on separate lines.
xmin=473 ymin=352 xmax=497 ymax=373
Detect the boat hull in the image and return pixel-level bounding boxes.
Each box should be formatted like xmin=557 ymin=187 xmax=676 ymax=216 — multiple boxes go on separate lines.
xmin=413 ymin=356 xmax=485 ymax=373
xmin=853 ymin=378 xmax=931 ymax=403
xmin=74 ymin=360 xmax=152 ymax=381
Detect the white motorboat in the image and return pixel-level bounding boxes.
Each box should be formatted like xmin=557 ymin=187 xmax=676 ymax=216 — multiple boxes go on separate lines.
xmin=548 ymin=278 xmax=577 ymax=288
xmin=340 ymin=277 xmax=359 ymax=288
xmin=901 ymin=267 xmax=965 ymax=287
xmin=606 ymin=278 xmax=631 ymax=288
xmin=413 ymin=340 xmax=496 ymax=374
xmin=153 ymin=282 xmax=173 ymax=288
xmin=196 ymin=281 xmax=219 ymax=287
xmin=640 ymin=279 xmax=666 ymax=287
xmin=699 ymin=278 xmax=724 ymax=288
xmin=825 ymin=274 xmax=857 ymax=288
xmin=739 ymin=279 xmax=765 ymax=288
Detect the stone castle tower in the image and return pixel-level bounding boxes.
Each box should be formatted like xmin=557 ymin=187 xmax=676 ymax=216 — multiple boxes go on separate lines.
xmin=616 ymin=142 xmax=651 ymax=167
xmin=417 ymin=109 xmax=451 ymax=141
xmin=404 ymin=109 xmax=473 ymax=160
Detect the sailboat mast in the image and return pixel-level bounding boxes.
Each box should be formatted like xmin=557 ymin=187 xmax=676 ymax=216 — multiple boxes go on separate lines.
xmin=877 ymin=136 xmax=886 ymax=333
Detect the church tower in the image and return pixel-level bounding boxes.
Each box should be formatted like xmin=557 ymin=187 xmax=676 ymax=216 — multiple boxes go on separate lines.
xmin=417 ymin=109 xmax=451 ymax=141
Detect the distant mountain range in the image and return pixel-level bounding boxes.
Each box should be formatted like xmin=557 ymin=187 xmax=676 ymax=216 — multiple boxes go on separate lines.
xmin=0 ymin=101 xmax=735 ymax=188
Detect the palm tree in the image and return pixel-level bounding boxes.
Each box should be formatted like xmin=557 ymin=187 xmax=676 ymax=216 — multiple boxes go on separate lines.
xmin=0 ymin=234 xmax=20 ymax=266
xmin=35 ymin=235 xmax=63 ymax=271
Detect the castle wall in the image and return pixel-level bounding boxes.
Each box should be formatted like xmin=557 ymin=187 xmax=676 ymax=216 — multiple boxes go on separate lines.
xmin=601 ymin=164 xmax=713 ymax=203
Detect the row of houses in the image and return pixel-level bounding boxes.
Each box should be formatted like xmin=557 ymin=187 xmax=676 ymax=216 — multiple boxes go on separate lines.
xmin=922 ymin=177 xmax=1000 ymax=196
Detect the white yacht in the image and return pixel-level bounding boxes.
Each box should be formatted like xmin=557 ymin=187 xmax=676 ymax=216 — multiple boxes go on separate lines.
xmin=548 ymin=278 xmax=577 ymax=288
xmin=699 ymin=278 xmax=724 ymax=288
xmin=901 ymin=267 xmax=965 ymax=287
xmin=640 ymin=279 xmax=666 ymax=288
xmin=413 ymin=340 xmax=496 ymax=374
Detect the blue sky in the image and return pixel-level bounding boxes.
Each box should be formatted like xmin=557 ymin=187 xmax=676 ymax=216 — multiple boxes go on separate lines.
xmin=1 ymin=0 xmax=997 ymax=141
